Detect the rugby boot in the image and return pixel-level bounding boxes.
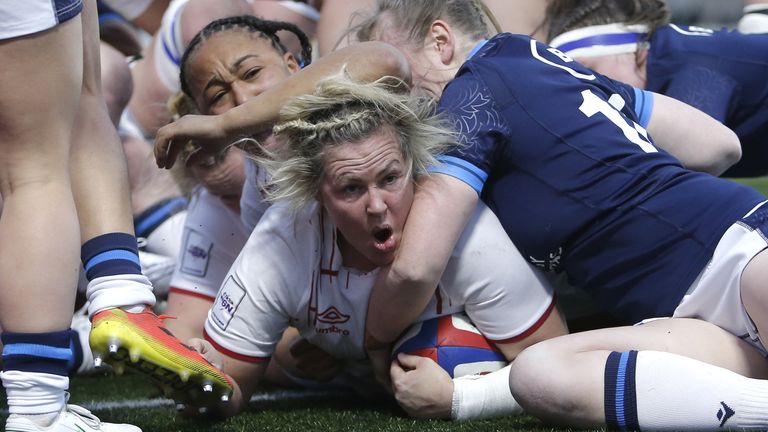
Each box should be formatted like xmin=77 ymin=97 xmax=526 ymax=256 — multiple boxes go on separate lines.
xmin=89 ymin=308 xmax=233 ymax=405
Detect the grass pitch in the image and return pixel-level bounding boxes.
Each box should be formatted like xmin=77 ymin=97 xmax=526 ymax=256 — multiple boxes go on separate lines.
xmin=35 ymin=372 xmax=568 ymax=431
xmin=1 ymin=177 xmax=766 ymax=431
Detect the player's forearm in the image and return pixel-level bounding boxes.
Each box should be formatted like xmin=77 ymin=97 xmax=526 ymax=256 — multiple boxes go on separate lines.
xmin=647 ymin=92 xmax=741 ymax=176
xmin=366 ymin=174 xmax=478 ymax=345
xmin=220 ymin=41 xmax=411 ymax=142
xmin=212 ymin=356 xmax=268 ymax=418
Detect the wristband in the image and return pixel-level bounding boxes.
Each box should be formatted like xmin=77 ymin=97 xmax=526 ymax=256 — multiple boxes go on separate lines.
xmin=450 ymin=365 xmax=522 ymax=421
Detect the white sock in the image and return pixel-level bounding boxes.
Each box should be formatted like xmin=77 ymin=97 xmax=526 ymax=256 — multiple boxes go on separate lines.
xmin=607 ymin=350 xmax=768 ymax=431
xmin=86 ymin=273 xmax=156 ymax=317
xmin=1 ymin=370 xmax=68 ymax=415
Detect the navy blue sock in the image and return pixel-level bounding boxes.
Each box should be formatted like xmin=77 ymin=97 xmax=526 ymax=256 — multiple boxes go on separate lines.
xmin=604 ymin=350 xmax=640 ymax=431
xmin=1 ymin=330 xmax=74 ymax=377
xmin=81 ymin=232 xmax=142 ymax=281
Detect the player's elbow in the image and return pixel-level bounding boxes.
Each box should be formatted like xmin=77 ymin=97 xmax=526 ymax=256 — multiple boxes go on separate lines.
xmin=388 ymin=257 xmax=443 ymax=295
xmin=359 ymin=42 xmax=412 ymax=85
xmin=702 ymin=128 xmax=742 ymax=176
xmin=718 ymin=129 xmax=742 ymax=173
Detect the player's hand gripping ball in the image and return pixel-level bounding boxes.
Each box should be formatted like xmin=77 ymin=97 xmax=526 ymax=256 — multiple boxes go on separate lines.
xmin=391 ymin=313 xmax=506 ymax=378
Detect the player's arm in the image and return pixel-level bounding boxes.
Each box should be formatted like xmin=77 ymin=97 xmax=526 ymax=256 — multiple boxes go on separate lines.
xmin=390 ymin=316 xmax=568 ymax=423
xmin=216 ymin=352 xmax=268 ymax=416
xmin=645 ymin=91 xmax=741 ymax=176
xmin=154 ymin=41 xmax=410 ymax=168
xmin=390 ymin=289 xmax=567 ymax=420
xmin=365 ymin=174 xmax=478 ymax=347
xmin=389 ymin=311 xmax=567 ymax=422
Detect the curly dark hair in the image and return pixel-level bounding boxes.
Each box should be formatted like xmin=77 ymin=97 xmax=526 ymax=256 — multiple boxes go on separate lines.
xmin=179 ymin=14 xmax=312 ymax=98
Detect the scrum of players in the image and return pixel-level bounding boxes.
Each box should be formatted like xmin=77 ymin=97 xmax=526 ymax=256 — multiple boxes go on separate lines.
xmin=2 ymin=0 xmax=768 ymax=430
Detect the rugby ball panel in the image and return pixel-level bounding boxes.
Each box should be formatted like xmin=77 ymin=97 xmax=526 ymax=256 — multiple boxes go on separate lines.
xmin=392 ymin=313 xmax=507 ymax=378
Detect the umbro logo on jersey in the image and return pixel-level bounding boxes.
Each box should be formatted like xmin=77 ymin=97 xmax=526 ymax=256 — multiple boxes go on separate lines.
xmin=717 ymin=401 xmax=735 ymax=428
xmin=317 ymin=306 xmax=350 ymax=324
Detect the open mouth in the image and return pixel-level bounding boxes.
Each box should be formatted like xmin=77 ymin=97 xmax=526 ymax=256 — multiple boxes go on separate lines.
xmin=373 ymin=227 xmax=393 ymax=244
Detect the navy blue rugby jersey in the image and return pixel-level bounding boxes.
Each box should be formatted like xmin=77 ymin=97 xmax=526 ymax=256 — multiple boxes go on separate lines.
xmin=647 ymin=24 xmax=768 ymax=177
xmin=433 ymin=32 xmax=766 ymax=323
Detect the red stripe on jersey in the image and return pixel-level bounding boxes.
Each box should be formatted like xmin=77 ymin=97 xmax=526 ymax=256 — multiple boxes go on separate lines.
xmin=488 ymin=296 xmax=557 ymax=344
xmin=203 ymin=329 xmax=270 ymax=364
xmin=168 ymin=287 xmax=215 ymax=301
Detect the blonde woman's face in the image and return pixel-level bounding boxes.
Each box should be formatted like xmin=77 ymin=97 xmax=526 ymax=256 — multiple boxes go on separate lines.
xmin=187 ymin=30 xmax=300 ymax=115
xmin=318 ymin=128 xmax=414 ymax=271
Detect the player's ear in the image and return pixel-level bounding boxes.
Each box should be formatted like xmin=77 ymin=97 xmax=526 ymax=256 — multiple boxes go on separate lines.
xmin=634 ymin=48 xmax=649 ymax=76
xmin=283 ymin=51 xmax=300 ymax=74
xmin=429 ymin=20 xmax=455 ymax=66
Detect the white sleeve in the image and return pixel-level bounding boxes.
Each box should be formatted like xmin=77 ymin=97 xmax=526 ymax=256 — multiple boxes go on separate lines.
xmin=441 ymin=202 xmax=555 ymax=342
xmin=169 ymin=188 xmax=250 ymax=299
xmin=204 ymin=203 xmax=305 ymax=360
xmin=151 ymin=0 xmax=188 ymax=91
xmin=240 ymin=159 xmax=272 ymax=232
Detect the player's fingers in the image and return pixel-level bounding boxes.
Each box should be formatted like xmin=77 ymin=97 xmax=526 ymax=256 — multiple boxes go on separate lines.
xmin=395 ymin=353 xmax=424 ymax=370
xmin=153 ymin=125 xmax=175 ymax=169
xmin=390 ymin=357 xmax=408 ymax=380
xmin=186 ymin=338 xmax=209 ymax=354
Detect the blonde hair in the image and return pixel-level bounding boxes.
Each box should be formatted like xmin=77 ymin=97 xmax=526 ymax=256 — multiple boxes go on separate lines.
xmin=255 ymin=72 xmax=457 ymax=209
xmin=353 ymin=0 xmax=501 ymax=47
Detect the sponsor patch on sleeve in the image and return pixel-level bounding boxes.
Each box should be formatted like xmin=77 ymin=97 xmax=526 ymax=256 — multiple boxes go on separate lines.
xmin=181 ymin=229 xmax=212 ymax=277
xmin=211 ymin=276 xmax=246 ymax=330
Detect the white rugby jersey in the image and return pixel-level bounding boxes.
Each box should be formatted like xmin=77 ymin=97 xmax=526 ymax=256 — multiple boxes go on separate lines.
xmin=169 ymin=186 xmax=250 ymax=299
xmin=204 ymin=199 xmax=555 ymax=364
xmin=240 ymin=158 xmax=272 ymax=232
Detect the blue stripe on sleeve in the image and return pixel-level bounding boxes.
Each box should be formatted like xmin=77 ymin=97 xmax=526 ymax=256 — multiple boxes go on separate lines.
xmin=633 ymin=87 xmax=654 ymax=128
xmin=428 ymin=155 xmax=488 ymax=195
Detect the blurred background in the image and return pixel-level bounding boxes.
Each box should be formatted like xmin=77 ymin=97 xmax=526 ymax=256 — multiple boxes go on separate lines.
xmin=667 ymin=0 xmax=746 ymax=28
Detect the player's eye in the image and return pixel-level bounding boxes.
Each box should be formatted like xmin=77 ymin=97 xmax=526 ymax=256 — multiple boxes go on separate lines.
xmin=208 ymin=90 xmax=227 ymax=106
xmin=243 ymin=67 xmax=261 ymax=80
xmin=342 ymin=184 xmax=361 ymax=195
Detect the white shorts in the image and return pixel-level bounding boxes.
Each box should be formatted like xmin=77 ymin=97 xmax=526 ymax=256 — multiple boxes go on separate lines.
xmin=0 ymin=0 xmax=82 ymax=40
xmin=153 ymin=0 xmax=188 ymax=92
xmin=673 ymin=200 xmax=768 ymax=355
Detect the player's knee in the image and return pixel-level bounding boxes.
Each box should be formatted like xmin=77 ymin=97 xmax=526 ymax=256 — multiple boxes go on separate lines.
xmin=509 ymin=340 xmax=571 ymax=416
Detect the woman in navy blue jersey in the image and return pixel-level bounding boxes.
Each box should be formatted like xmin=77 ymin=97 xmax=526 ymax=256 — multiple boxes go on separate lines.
xmin=153 ymin=0 xmax=768 ymax=428
xmin=546 ymin=0 xmax=768 ymax=177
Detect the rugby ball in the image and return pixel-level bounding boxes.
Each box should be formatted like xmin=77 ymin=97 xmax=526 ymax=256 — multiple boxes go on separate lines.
xmin=391 ymin=313 xmax=507 ymax=378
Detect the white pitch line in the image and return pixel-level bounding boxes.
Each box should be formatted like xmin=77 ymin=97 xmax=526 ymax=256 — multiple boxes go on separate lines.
xmin=0 ymin=389 xmax=347 ymax=415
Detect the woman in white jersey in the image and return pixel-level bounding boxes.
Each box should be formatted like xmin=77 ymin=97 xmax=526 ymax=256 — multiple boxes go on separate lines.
xmin=187 ymin=72 xmax=566 ymax=420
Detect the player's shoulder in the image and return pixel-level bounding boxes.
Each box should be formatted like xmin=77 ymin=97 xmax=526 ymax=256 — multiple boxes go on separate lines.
xmin=242 ymin=201 xmax=325 ymax=265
